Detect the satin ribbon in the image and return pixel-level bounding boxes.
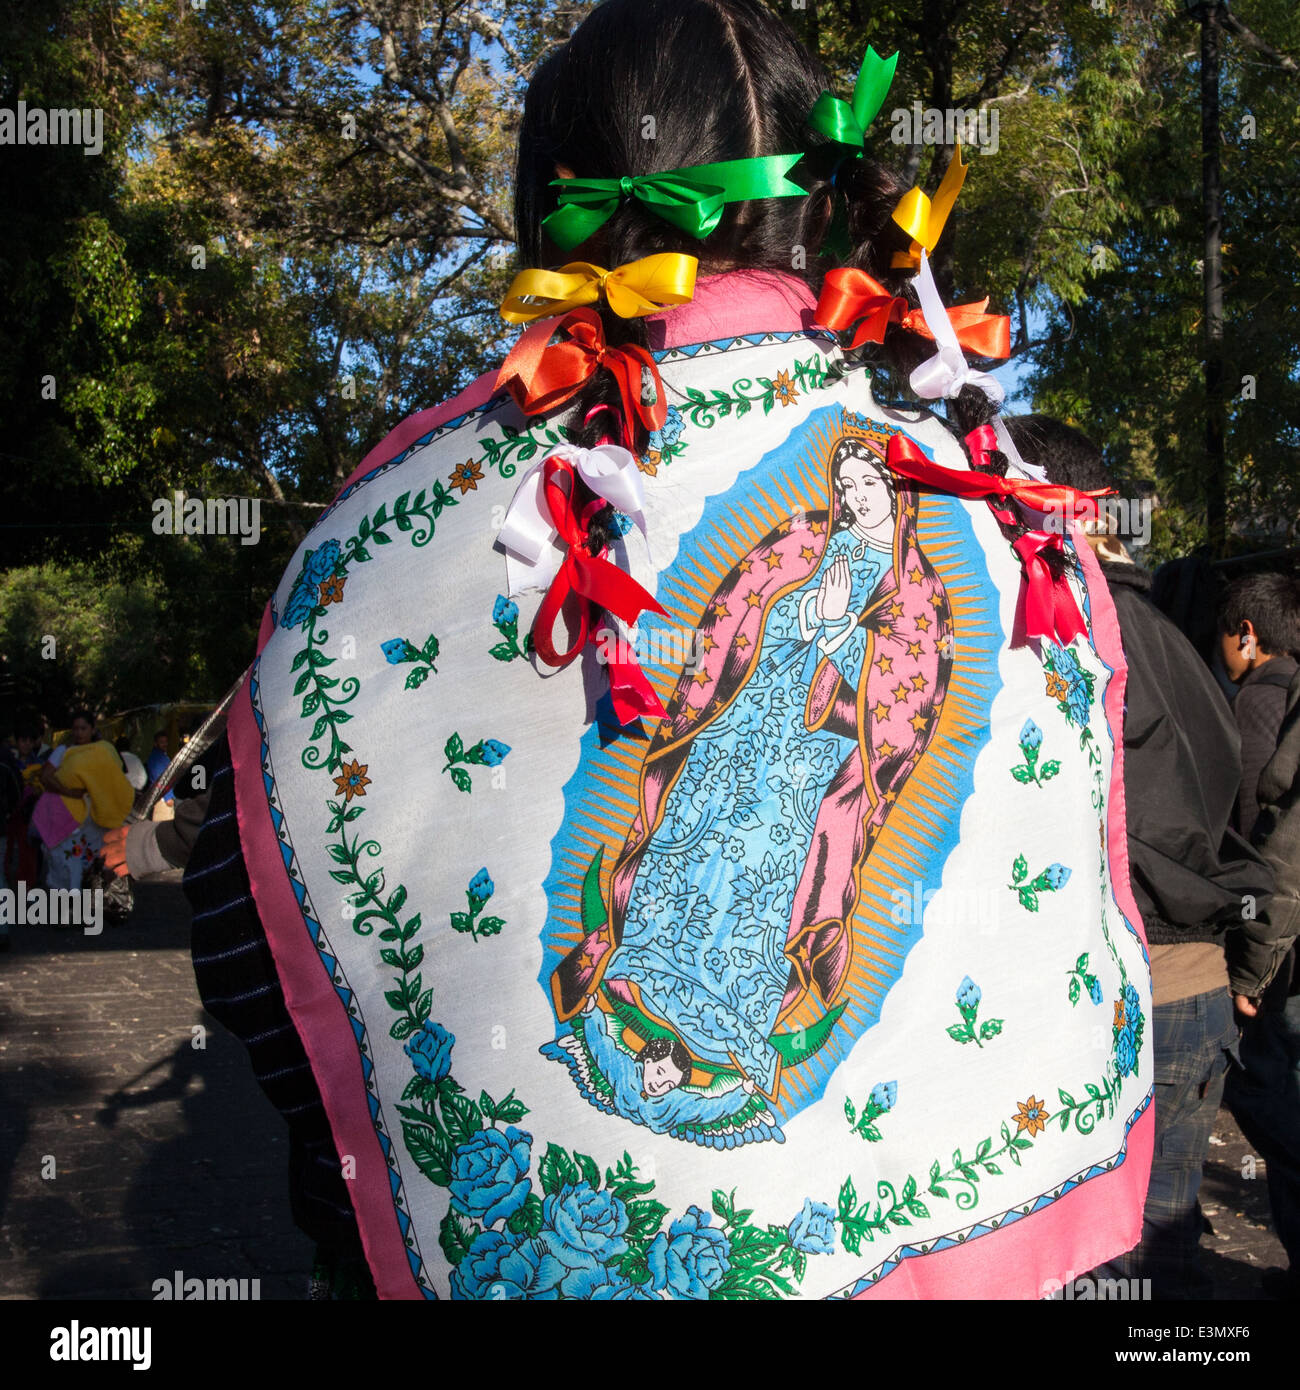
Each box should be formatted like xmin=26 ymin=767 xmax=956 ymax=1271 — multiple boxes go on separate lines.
xmin=495 ymin=307 xmax=667 ymax=438
xmin=885 ymin=431 xmax=1112 ymax=646
xmin=891 ymin=144 xmax=967 ymax=271
xmin=498 ymin=444 xmax=648 ymax=598
xmin=542 ymin=154 xmax=808 ymax=252
xmin=499 ymin=254 xmax=698 ymax=324
xmin=808 ymin=46 xmax=899 ymax=154
xmin=528 ymin=457 xmax=668 ymax=721
xmin=908 ymin=250 xmax=1006 ymax=403
xmin=966 ymin=419 xmax=1050 ymax=487
xmin=814 ymin=266 xmax=1010 ymax=358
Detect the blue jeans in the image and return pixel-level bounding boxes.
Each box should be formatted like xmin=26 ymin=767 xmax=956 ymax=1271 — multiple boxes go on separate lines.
xmin=1224 ymin=990 xmax=1300 ymax=1271
xmin=1096 ymin=988 xmax=1239 ymax=1299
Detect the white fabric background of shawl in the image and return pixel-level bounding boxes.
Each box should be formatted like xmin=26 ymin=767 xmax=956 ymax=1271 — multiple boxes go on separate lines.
xmin=252 ymin=328 xmax=1151 ymax=1299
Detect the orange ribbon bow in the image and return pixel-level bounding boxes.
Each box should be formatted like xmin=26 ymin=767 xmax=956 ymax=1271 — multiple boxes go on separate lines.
xmin=496 ymin=308 xmax=667 ymax=442
xmin=885 ymin=431 xmax=1115 ymax=648
xmin=815 ymin=267 xmax=1010 ymax=360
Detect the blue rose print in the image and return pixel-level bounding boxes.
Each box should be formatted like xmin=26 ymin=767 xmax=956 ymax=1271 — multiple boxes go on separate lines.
xmin=493 ymin=595 xmax=519 ymax=626
xmin=956 ymin=976 xmax=982 ymax=1010
xmin=279 ymin=576 xmax=316 ymax=630
xmin=1019 ymin=718 xmax=1043 ymax=750
xmin=1123 ymin=982 xmax=1141 ymax=1019
xmin=563 ymin=1265 xmax=655 ymax=1300
xmin=646 ymin=1205 xmax=731 ymax=1299
xmin=1088 ymin=976 xmax=1104 ymax=1006
xmin=540 ymin=1183 xmax=629 ymax=1286
xmin=305 ymin=539 xmax=341 ymax=584
xmin=648 ymin=405 xmax=684 ymax=454
xmin=1115 ymin=1026 xmax=1137 ymax=1078
xmin=381 ymin=638 xmax=408 ymax=664
xmin=448 ymin=1126 xmax=532 ymax=1227
xmin=870 ymin=1080 xmax=898 ymax=1113
xmin=1041 ymin=863 xmax=1071 ymax=891
xmin=479 ymin=739 xmax=511 ymax=766
xmin=468 ymin=868 xmax=494 ymax=903
xmin=1050 ymin=643 xmax=1094 ymax=727
xmin=449 ymin=1230 xmax=562 ymax=1300
xmin=403 ymin=1020 xmax=454 ymax=1083
xmin=786 ymin=1198 xmax=837 ymax=1256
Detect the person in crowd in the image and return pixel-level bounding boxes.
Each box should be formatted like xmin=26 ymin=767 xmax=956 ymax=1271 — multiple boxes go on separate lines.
xmin=183 ymin=0 xmax=1157 ymax=1300
xmin=38 ymin=709 xmax=134 ymax=896
xmin=1006 ymin=415 xmax=1287 ymax=1299
xmin=1218 ymin=572 xmax=1300 ymax=1298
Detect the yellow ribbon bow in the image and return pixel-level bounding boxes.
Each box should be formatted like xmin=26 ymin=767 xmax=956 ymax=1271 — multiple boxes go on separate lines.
xmin=890 ymin=144 xmax=969 ymax=271
xmin=499 ymin=253 xmax=698 ymax=324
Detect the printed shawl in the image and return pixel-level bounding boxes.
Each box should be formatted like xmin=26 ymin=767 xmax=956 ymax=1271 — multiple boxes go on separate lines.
xmin=227 ymin=272 xmax=1152 ymax=1300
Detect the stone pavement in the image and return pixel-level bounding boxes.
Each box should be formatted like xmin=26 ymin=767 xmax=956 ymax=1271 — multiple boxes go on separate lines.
xmin=0 ymin=875 xmax=313 ymax=1300
xmin=0 ymin=877 xmax=1291 ymax=1301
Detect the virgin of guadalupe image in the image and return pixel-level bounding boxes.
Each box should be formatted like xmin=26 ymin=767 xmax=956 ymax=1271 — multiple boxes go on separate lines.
xmin=544 ymin=417 xmax=954 ymax=1146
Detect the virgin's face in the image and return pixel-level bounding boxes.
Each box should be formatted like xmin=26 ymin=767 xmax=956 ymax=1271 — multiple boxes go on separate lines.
xmin=837 ymin=458 xmax=893 ymax=532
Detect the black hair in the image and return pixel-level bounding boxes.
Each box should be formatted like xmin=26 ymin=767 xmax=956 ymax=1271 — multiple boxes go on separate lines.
xmin=13 ymin=712 xmax=43 ymax=742
xmin=69 ymin=708 xmax=96 ymax=730
xmin=514 ymin=0 xmax=1016 ymax=553
xmin=1004 ymin=416 xmax=1110 ymax=493
xmin=641 ymin=1033 xmax=692 ymax=1078
xmin=831 ymin=438 xmax=897 ymax=530
xmin=1217 ymin=572 xmax=1300 ymax=657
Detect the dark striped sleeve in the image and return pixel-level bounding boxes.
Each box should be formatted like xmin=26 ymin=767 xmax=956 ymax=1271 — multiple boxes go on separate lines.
xmin=184 ymin=732 xmax=364 ymax=1255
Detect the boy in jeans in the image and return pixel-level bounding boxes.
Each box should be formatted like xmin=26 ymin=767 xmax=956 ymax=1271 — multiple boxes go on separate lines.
xmin=1008 ymin=416 xmax=1285 ymax=1298
xmin=1219 ymin=572 xmax=1300 ymax=1298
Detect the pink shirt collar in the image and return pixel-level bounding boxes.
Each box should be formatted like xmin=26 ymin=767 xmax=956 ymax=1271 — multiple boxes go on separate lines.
xmin=647 ymin=270 xmax=819 ymax=351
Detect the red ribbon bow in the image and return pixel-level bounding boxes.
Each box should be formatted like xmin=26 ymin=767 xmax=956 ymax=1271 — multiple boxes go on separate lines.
xmin=885 ymin=432 xmax=1115 ymax=647
xmin=814 ymin=267 xmax=1011 ymax=360
xmin=496 ymin=308 xmax=668 ymax=442
xmin=531 ymin=457 xmax=668 ymax=723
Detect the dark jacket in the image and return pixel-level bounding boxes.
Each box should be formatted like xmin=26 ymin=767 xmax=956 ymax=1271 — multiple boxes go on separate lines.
xmin=1234 ymin=656 xmax=1299 ymax=841
xmin=1103 ymin=562 xmax=1283 ymax=994
xmin=1250 ymin=662 xmax=1300 ymax=994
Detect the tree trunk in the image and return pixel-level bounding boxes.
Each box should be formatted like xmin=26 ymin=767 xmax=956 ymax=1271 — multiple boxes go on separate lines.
xmin=1200 ymin=2 xmax=1227 ymax=556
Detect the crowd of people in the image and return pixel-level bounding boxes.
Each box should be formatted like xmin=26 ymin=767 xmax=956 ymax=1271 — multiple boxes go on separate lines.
xmin=0 ymin=716 xmax=196 ymax=943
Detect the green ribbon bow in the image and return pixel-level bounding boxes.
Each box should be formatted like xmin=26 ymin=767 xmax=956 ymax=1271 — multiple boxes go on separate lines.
xmin=542 ymin=153 xmax=807 ymax=252
xmin=808 ymin=45 xmax=899 ymax=153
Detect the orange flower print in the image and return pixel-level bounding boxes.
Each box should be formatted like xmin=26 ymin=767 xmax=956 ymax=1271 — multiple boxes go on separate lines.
xmin=1014 ymin=1096 xmax=1051 ymax=1138
xmin=638 ymin=449 xmax=661 ymax=477
xmin=449 ymin=460 xmax=484 ymax=494
xmin=333 ymin=758 xmax=371 ymax=802
xmin=319 ymin=575 xmax=346 ymax=606
xmin=772 ymin=369 xmax=799 ymax=407
xmin=1045 ymin=671 xmax=1069 ymax=701
xmin=1114 ymin=1000 xmax=1127 ymax=1029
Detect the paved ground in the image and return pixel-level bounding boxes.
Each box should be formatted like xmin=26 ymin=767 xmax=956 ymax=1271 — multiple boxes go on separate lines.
xmin=0 ymin=875 xmax=313 ymax=1300
xmin=0 ymin=877 xmax=1290 ymax=1301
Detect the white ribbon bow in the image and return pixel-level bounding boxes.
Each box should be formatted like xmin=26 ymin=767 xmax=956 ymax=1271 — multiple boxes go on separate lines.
xmin=908 ymin=250 xmax=1006 ymax=407
xmin=496 ymin=443 xmax=647 ymax=597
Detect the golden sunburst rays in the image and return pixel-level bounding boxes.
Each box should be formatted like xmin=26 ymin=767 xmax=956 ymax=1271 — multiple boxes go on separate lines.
xmin=546 ymin=428 xmax=1002 ymax=1117
xmin=809 ymin=492 xmax=1000 ymax=1075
